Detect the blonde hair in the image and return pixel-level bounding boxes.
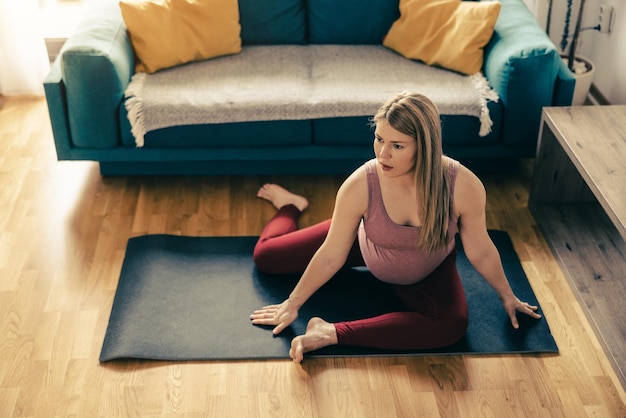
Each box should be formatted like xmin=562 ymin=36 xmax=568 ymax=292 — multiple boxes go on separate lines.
xmin=373 ymin=92 xmax=451 ymax=253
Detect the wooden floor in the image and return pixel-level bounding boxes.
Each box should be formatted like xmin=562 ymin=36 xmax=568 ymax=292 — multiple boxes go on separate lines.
xmin=1 ymin=97 xmax=625 ymax=417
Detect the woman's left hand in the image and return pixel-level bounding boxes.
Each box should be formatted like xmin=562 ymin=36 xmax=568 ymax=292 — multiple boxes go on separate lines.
xmin=250 ymin=299 xmax=299 ymax=335
xmin=500 ymin=294 xmax=542 ymax=329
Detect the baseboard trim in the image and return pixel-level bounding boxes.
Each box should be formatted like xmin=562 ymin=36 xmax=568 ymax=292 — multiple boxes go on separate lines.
xmin=589 ymin=83 xmax=611 ymax=105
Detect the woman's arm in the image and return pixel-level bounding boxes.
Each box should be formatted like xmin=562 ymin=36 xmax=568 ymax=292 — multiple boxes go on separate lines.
xmin=455 ymin=165 xmax=542 ymax=328
xmin=250 ymin=168 xmax=368 ymax=334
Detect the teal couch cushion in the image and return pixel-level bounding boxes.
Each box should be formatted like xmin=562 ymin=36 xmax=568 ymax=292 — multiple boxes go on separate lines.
xmin=440 ymin=102 xmax=502 ymax=146
xmin=307 ymin=0 xmax=399 ymax=44
xmin=311 ymin=104 xmax=502 ymax=148
xmin=139 ymin=120 xmax=312 ymax=148
xmin=60 ymin=2 xmax=133 ymax=148
xmin=312 ymin=117 xmax=374 ymax=146
xmin=239 ymin=0 xmax=306 ymax=45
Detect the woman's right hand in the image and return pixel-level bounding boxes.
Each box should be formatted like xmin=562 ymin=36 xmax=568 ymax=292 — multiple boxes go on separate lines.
xmin=250 ymin=299 xmax=298 ymax=335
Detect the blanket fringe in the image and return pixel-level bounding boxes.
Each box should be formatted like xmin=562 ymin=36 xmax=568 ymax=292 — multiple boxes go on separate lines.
xmin=470 ymin=72 xmax=499 ymax=137
xmin=124 ymin=72 xmax=147 ymax=147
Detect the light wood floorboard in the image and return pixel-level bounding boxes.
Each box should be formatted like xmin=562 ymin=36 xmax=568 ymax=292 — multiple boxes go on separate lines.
xmin=1 ymin=97 xmax=625 ymax=417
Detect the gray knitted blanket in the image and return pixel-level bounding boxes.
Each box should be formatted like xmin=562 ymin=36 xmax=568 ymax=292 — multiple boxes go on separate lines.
xmin=125 ymin=45 xmax=498 ymax=147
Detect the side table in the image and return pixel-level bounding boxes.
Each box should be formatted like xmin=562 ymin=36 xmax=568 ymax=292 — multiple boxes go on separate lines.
xmin=529 ymin=105 xmax=626 ymax=389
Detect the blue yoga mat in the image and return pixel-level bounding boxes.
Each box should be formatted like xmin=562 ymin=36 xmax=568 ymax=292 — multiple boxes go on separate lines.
xmin=99 ymin=230 xmax=557 ymax=361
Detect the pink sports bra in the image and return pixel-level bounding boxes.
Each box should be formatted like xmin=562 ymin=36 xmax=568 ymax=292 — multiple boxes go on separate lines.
xmin=357 ymin=159 xmax=460 ymax=284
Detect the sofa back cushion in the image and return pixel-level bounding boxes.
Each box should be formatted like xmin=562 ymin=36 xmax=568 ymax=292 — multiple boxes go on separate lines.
xmin=239 ymin=0 xmax=306 ymax=45
xmin=307 ymin=0 xmax=400 ymax=44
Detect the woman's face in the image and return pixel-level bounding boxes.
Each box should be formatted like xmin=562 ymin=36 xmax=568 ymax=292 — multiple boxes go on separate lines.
xmin=373 ymin=119 xmax=417 ymax=178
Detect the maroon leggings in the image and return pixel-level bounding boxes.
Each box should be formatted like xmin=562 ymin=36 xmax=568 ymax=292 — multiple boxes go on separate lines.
xmin=253 ymin=205 xmax=469 ymax=350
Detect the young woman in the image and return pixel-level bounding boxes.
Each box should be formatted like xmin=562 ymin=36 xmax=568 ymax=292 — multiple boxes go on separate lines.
xmin=250 ymin=91 xmax=541 ymax=363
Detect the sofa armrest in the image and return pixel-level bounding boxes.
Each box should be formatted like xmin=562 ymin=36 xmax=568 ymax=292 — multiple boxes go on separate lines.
xmin=482 ymin=0 xmax=566 ymax=148
xmin=55 ymin=1 xmax=134 ymax=149
xmin=44 ymin=59 xmax=73 ymax=159
xmin=552 ymin=58 xmax=576 ymax=106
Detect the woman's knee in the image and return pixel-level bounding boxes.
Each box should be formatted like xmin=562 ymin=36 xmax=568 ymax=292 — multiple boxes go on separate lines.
xmin=253 ymin=242 xmax=280 ymax=274
xmin=253 ymin=241 xmax=310 ymax=275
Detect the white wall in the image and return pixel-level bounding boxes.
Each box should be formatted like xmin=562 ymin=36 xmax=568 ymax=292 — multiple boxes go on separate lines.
xmin=579 ymin=0 xmax=626 ymax=104
xmin=525 ymin=0 xmax=625 ymax=105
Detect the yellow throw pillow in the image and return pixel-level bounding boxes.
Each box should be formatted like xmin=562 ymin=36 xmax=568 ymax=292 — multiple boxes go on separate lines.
xmin=119 ymin=0 xmax=242 ymax=73
xmin=383 ymin=0 xmax=501 ymax=75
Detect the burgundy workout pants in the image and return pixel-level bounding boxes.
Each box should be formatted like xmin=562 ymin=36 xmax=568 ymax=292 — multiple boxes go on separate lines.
xmin=253 ymin=205 xmax=469 ymax=350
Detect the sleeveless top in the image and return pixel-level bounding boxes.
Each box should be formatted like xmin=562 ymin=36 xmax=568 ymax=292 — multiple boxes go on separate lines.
xmin=357 ymin=158 xmax=460 ymax=285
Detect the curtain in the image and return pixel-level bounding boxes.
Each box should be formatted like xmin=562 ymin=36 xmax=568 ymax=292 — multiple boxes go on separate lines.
xmin=0 ymin=0 xmax=50 ymax=97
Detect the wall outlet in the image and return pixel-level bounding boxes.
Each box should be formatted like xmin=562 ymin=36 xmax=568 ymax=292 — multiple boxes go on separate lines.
xmin=598 ymin=5 xmax=615 ymax=33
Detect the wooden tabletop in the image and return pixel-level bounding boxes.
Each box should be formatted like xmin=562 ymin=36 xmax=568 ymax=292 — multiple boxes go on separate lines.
xmin=541 ymin=105 xmax=626 ymax=240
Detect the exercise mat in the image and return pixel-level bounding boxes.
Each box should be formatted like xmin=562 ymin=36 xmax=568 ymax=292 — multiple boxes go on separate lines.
xmin=99 ymin=231 xmax=557 ymax=361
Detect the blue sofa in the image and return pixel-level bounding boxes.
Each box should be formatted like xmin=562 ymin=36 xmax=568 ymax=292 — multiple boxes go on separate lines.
xmin=44 ymin=0 xmax=575 ymax=176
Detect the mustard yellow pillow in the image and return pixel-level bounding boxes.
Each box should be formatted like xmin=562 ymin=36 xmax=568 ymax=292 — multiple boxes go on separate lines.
xmin=383 ymin=0 xmax=501 ymax=75
xmin=119 ymin=0 xmax=242 ymax=73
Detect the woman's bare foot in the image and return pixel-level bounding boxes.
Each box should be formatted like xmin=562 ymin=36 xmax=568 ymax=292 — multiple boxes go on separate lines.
xmin=257 ymin=184 xmax=309 ymax=212
xmin=289 ymin=317 xmax=338 ymax=363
